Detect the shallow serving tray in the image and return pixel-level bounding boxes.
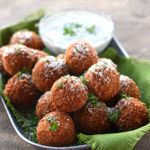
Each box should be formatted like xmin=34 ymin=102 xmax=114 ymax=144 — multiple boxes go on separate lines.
xmin=0 ymin=37 xmax=129 ymax=150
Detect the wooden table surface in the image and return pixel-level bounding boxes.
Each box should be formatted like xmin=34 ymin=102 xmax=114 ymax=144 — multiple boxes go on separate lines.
xmin=0 ymin=0 xmax=150 ymax=150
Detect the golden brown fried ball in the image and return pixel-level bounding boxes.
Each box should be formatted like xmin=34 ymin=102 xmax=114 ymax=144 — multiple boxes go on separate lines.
xmin=37 ymin=111 xmax=75 ymax=146
xmin=84 ymin=58 xmax=120 ymax=101
xmin=0 ymin=46 xmax=9 ymax=75
xmin=73 ymin=95 xmax=111 ymax=134
xmin=32 ymin=56 xmax=68 ymax=92
xmin=36 ymin=91 xmax=57 ymax=119
xmin=115 ymin=97 xmax=149 ymax=131
xmin=119 ymin=75 xmax=141 ymax=99
xmin=64 ymin=40 xmax=98 ymax=75
xmin=2 ymin=44 xmax=36 ymax=76
xmin=30 ymin=49 xmax=48 ymax=63
xmin=10 ymin=30 xmax=44 ymax=49
xmin=0 ymin=47 xmax=4 ymax=72
xmin=50 ymin=75 xmax=88 ymax=112
xmin=4 ymin=73 xmax=40 ymax=108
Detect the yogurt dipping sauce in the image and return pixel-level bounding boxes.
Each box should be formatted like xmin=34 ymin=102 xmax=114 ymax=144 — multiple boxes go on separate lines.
xmin=39 ymin=10 xmax=114 ymax=55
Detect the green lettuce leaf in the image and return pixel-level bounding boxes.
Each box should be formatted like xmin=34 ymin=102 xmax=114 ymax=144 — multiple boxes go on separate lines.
xmin=78 ymin=49 xmax=150 ymax=150
xmin=0 ymin=9 xmax=44 ymax=46
xmin=78 ymin=124 xmax=150 ymax=150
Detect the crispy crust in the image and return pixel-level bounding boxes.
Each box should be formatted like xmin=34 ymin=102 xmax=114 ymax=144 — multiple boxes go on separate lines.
xmin=115 ymin=98 xmax=149 ymax=131
xmin=37 ymin=111 xmax=75 ymax=146
xmin=50 ymin=75 xmax=88 ymax=112
xmin=36 ymin=91 xmax=57 ymax=119
xmin=85 ymin=58 xmax=120 ymax=101
xmin=32 ymin=56 xmax=68 ymax=92
xmin=73 ymin=101 xmax=111 ymax=134
xmin=119 ymin=75 xmax=141 ymax=99
xmin=64 ymin=40 xmax=98 ymax=75
xmin=10 ymin=30 xmax=44 ymax=49
xmin=0 ymin=46 xmax=9 ymax=75
xmin=4 ymin=73 xmax=40 ymax=108
xmin=2 ymin=44 xmax=36 ymax=76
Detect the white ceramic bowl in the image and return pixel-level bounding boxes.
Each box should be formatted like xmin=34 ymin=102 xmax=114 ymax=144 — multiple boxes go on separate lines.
xmin=39 ymin=9 xmax=114 ymax=55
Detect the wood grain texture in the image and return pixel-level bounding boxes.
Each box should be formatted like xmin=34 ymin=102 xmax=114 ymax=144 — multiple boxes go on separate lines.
xmin=0 ymin=0 xmax=150 ymax=149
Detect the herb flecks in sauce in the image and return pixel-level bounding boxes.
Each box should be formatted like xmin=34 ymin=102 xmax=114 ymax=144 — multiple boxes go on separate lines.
xmin=63 ymin=23 xmax=82 ymax=36
xmin=86 ymin=25 xmax=96 ymax=34
xmin=63 ymin=23 xmax=96 ymax=36
xmin=46 ymin=116 xmax=59 ymax=132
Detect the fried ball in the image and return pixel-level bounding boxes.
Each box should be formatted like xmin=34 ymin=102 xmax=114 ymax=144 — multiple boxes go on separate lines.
xmin=57 ymin=53 xmax=64 ymax=59
xmin=0 ymin=46 xmax=9 ymax=75
xmin=84 ymin=58 xmax=120 ymax=101
xmin=73 ymin=94 xmax=111 ymax=134
xmin=119 ymin=75 xmax=141 ymax=99
xmin=50 ymin=75 xmax=88 ymax=112
xmin=37 ymin=111 xmax=75 ymax=146
xmin=32 ymin=56 xmax=68 ymax=92
xmin=30 ymin=49 xmax=48 ymax=63
xmin=115 ymin=97 xmax=149 ymax=131
xmin=2 ymin=44 xmax=36 ymax=76
xmin=10 ymin=30 xmax=44 ymax=49
xmin=4 ymin=73 xmax=40 ymax=108
xmin=36 ymin=91 xmax=57 ymax=119
xmin=64 ymin=40 xmax=98 ymax=75
xmin=0 ymin=47 xmax=4 ymax=72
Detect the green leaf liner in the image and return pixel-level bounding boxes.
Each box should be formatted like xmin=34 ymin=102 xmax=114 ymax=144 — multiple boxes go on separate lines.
xmin=78 ymin=124 xmax=150 ymax=150
xmin=1 ymin=11 xmax=150 ymax=150
xmin=0 ymin=9 xmax=44 ymax=46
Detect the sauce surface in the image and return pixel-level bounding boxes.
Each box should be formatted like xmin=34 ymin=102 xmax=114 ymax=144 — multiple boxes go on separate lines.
xmin=39 ymin=10 xmax=114 ymax=54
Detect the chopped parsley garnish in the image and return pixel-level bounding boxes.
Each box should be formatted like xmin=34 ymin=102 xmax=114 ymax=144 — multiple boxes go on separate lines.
xmin=46 ymin=117 xmax=59 ymax=132
xmin=15 ymin=47 xmax=21 ymax=54
xmin=16 ymin=67 xmax=30 ymax=79
xmin=2 ymin=95 xmax=38 ymax=142
xmin=46 ymin=59 xmax=50 ymax=63
xmin=63 ymin=23 xmax=96 ymax=36
xmin=80 ymin=76 xmax=88 ymax=85
xmin=56 ymin=82 xmax=64 ymax=89
xmin=120 ymin=93 xmax=129 ymax=99
xmin=108 ymin=108 xmax=121 ymax=124
xmin=86 ymin=25 xmax=96 ymax=34
xmin=63 ymin=23 xmax=82 ymax=36
xmin=74 ymin=23 xmax=82 ymax=28
xmin=88 ymin=93 xmax=99 ymax=107
xmin=63 ymin=27 xmax=76 ymax=36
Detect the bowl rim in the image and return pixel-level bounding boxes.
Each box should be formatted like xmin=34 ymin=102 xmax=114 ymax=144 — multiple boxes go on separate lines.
xmin=38 ymin=8 xmax=115 ymax=55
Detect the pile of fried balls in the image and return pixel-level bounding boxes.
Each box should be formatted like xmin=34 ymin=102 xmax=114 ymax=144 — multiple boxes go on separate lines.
xmin=0 ymin=30 xmax=149 ymax=147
